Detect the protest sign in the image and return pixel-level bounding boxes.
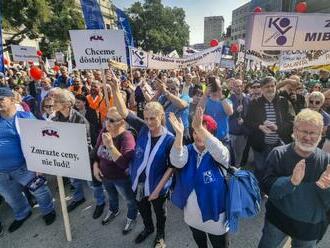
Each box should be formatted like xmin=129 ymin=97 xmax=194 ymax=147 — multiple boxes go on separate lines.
xmin=279 ymin=50 xmax=330 ymax=71
xmin=18 ymin=119 xmax=92 ymax=181
xmin=55 ymin=52 xmax=65 ymax=64
xmin=69 ymin=29 xmax=127 ymax=69
xmin=11 ymin=45 xmax=38 ymax=62
xmin=220 ymin=58 xmax=235 ymax=69
xmin=130 ymin=45 xmax=222 ymax=70
xmin=246 ymin=12 xmax=330 ymax=51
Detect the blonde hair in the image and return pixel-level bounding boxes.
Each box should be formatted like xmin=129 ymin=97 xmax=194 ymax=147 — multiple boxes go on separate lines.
xmin=144 ymin=101 xmax=166 ymax=126
xmin=294 ymin=109 xmax=323 ymax=128
xmin=289 ymin=75 xmax=300 ymax=83
xmin=308 ymin=91 xmax=325 ymax=104
xmin=107 ymin=107 xmax=122 ymax=120
xmin=54 ymin=89 xmax=76 ymax=107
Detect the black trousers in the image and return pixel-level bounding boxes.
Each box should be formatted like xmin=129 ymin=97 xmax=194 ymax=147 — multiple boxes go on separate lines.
xmin=137 ymin=195 xmax=167 ymax=235
xmin=190 ymin=226 xmax=229 ymax=248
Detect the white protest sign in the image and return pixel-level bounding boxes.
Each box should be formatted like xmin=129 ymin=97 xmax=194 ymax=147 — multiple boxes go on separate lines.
xmin=47 ymin=59 xmax=56 ymax=67
xmin=279 ymin=50 xmax=330 ymax=71
xmin=130 ymin=45 xmax=223 ymax=70
xmin=11 ymin=45 xmax=38 ymax=62
xmin=55 ymin=52 xmax=65 ymax=64
xmin=69 ymin=29 xmax=127 ymax=69
xmin=18 ymin=119 xmax=92 ymax=181
xmin=220 ymin=58 xmax=235 ymax=69
xmin=246 ymin=12 xmax=330 ymax=51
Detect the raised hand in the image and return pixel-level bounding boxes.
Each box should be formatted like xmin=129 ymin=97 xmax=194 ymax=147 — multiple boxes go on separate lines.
xmin=291 ymin=159 xmax=306 ymax=186
xmin=105 ymin=67 xmax=120 ymax=91
xmin=168 ymin=112 xmax=184 ymax=135
xmin=316 ymin=165 xmax=330 ymax=189
xmin=192 ymin=107 xmax=204 ymax=131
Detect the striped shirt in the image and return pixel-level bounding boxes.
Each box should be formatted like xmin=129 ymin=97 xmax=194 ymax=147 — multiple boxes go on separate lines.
xmin=264 ymin=102 xmax=279 ymax=145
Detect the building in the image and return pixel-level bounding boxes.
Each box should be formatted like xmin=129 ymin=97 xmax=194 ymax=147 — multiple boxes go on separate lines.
xmin=231 ymin=0 xmax=330 ymax=41
xmin=204 ymin=16 xmax=224 ymax=45
xmin=231 ymin=2 xmax=250 ymax=41
xmin=74 ymin=0 xmax=116 ymax=29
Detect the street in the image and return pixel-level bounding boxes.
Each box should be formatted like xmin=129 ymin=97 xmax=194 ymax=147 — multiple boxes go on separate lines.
xmin=1 ymin=178 xmax=330 ymax=248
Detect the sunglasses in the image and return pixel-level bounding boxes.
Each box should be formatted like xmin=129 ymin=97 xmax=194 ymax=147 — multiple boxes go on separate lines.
xmin=309 ymin=100 xmax=321 ymax=105
xmin=106 ymin=118 xmax=122 ymax=123
xmin=44 ymin=105 xmax=54 ymax=109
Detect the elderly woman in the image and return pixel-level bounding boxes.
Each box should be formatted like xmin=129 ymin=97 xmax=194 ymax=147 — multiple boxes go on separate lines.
xmin=108 ymin=69 xmax=174 ymax=248
xmin=93 ymin=107 xmax=137 ymax=233
xmin=51 ymin=89 xmax=106 ymax=219
xmin=169 ymin=108 xmax=230 ymax=248
xmin=307 ymin=91 xmax=330 ymax=134
xmin=40 ymin=96 xmax=55 ymax=121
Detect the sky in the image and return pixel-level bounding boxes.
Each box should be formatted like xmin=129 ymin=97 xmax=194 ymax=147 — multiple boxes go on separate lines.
xmin=112 ymin=0 xmax=250 ymax=45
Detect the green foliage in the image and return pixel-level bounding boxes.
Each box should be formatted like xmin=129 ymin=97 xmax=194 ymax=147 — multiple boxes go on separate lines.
xmin=127 ymin=0 xmax=189 ymax=55
xmin=2 ymin=0 xmax=84 ymax=57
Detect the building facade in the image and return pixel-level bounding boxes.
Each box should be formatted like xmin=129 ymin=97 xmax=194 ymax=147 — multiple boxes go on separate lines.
xmin=231 ymin=2 xmax=250 ymax=41
xmin=74 ymin=0 xmax=116 ymax=29
xmin=204 ymin=16 xmax=224 ymax=45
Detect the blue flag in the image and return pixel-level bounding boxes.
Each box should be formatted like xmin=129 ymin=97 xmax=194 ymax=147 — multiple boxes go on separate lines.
xmin=0 ymin=12 xmax=4 ymax=73
xmin=115 ymin=6 xmax=134 ymax=65
xmin=80 ymin=0 xmax=105 ymax=29
xmin=115 ymin=6 xmax=134 ymax=47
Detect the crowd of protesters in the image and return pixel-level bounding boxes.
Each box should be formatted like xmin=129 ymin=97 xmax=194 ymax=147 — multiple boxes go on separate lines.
xmin=0 ymin=60 xmax=330 ymax=248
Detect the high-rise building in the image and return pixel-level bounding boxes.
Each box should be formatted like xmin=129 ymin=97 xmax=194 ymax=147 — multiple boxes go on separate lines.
xmin=231 ymin=2 xmax=250 ymax=41
xmin=204 ymin=16 xmax=224 ymax=45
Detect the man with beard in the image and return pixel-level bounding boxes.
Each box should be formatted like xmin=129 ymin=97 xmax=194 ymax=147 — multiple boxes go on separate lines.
xmin=259 ymin=109 xmax=330 ymax=247
xmin=245 ymin=76 xmax=295 ymax=182
xmin=278 ymin=79 xmax=305 ymax=114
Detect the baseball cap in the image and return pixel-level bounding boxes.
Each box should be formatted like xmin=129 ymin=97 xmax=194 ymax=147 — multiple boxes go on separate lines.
xmin=0 ymin=87 xmax=14 ymax=98
xmin=120 ymin=75 xmax=128 ymax=82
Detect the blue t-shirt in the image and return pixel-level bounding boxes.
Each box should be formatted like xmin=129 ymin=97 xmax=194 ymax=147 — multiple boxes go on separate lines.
xmin=0 ymin=112 xmax=35 ymax=172
xmin=159 ymin=95 xmax=191 ymax=134
xmin=205 ymin=98 xmax=231 ymax=140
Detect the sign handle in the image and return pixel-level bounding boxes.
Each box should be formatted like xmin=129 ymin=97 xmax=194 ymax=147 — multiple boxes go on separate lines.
xmin=57 ymin=176 xmax=72 ymax=242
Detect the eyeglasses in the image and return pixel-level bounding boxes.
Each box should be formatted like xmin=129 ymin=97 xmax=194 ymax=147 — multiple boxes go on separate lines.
xmin=296 ymin=128 xmax=321 ymax=139
xmin=309 ymin=100 xmax=321 ymax=105
xmin=44 ymin=105 xmax=54 ymax=109
xmin=106 ymin=117 xmax=122 ymax=123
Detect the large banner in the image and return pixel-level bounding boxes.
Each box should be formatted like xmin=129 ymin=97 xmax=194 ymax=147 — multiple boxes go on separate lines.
xmin=69 ymin=29 xmax=127 ymax=69
xmin=18 ymin=119 xmax=92 ymax=181
xmin=11 ymin=45 xmax=38 ymax=62
xmin=279 ymin=50 xmax=330 ymax=71
xmin=130 ymin=45 xmax=223 ymax=69
xmin=80 ymin=0 xmax=105 ymax=29
xmin=246 ymin=12 xmax=330 ymax=51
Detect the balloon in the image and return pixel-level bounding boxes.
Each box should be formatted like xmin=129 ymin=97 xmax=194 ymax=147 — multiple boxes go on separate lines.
xmin=296 ymin=2 xmax=307 ymax=13
xmin=37 ymin=50 xmax=43 ymax=57
xmin=3 ymin=57 xmax=9 ymax=65
xmin=30 ymin=67 xmax=43 ymax=80
xmin=53 ymin=65 xmax=60 ymax=72
xmin=210 ymin=39 xmax=219 ymax=47
xmin=254 ymin=6 xmax=262 ymax=13
xmin=230 ymin=43 xmax=239 ymax=53
xmin=28 ymin=61 xmax=34 ymax=65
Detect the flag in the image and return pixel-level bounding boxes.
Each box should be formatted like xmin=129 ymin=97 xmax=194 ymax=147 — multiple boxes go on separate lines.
xmin=168 ymin=50 xmax=179 ymax=58
xmin=115 ymin=6 xmax=134 ymax=65
xmin=0 ymin=12 xmax=4 ymax=73
xmin=80 ymin=0 xmax=105 ymax=29
xmin=67 ymin=45 xmax=73 ymax=74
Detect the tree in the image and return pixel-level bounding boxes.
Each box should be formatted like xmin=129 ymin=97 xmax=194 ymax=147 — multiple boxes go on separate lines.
xmin=127 ymin=0 xmax=189 ymax=55
xmin=3 ymin=0 xmax=84 ymax=57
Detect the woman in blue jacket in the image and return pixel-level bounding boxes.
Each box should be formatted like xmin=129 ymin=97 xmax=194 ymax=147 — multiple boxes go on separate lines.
xmin=108 ymin=69 xmax=174 ymax=248
xmin=169 ymin=107 xmax=230 ymax=248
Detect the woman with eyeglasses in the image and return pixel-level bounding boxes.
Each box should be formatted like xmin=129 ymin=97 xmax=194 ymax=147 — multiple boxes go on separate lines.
xmin=307 ymin=91 xmax=330 ymax=147
xmin=107 ymin=68 xmax=174 ymax=248
xmin=40 ymin=96 xmax=55 ymax=121
xmin=92 ymin=107 xmax=138 ymax=233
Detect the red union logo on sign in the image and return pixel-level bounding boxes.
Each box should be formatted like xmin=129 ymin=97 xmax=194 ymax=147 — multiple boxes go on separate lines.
xmin=90 ymin=35 xmax=104 ymax=41
xmin=41 ymin=128 xmax=60 ymax=138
